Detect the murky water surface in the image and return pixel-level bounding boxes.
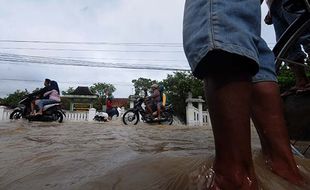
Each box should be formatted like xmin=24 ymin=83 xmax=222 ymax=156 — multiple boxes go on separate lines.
xmin=0 ymin=120 xmax=309 ymax=190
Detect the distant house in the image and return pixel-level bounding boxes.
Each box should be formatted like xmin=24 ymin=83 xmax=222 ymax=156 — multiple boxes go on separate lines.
xmin=61 ymin=86 xmax=97 ymax=111
xmin=61 ymin=86 xmax=129 ymax=111
xmin=110 ymin=98 xmax=129 ymax=108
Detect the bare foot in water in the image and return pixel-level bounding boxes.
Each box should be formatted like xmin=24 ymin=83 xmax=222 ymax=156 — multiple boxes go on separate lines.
xmin=190 ymin=164 xmax=258 ymax=190
xmin=262 ymin=151 xmax=305 ymax=186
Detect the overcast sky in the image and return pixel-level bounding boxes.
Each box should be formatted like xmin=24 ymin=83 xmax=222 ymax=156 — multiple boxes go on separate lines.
xmin=0 ymin=0 xmax=275 ymax=98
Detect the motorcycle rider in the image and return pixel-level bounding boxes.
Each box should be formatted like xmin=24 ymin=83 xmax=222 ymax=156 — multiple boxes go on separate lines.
xmin=30 ymin=78 xmax=51 ymax=115
xmin=34 ymin=80 xmax=61 ymax=115
xmin=145 ymin=84 xmax=161 ymax=120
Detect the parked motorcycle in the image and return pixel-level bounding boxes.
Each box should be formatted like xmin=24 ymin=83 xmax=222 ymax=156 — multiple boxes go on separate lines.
xmin=93 ymin=112 xmax=109 ymax=122
xmin=122 ymin=97 xmax=173 ymax=125
xmin=10 ymin=95 xmax=65 ymax=123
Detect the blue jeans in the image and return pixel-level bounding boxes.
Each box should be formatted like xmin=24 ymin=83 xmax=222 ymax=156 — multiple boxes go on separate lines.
xmin=36 ymin=99 xmax=59 ymax=109
xmin=270 ymin=0 xmax=310 ymax=61
xmin=183 ymin=0 xmax=277 ymax=82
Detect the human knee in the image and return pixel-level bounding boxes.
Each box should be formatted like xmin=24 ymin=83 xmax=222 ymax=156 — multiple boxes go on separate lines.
xmin=197 ymin=50 xmax=256 ymax=79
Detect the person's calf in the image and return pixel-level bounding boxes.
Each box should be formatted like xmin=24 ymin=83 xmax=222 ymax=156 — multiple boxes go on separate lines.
xmin=251 ymin=82 xmax=304 ymax=185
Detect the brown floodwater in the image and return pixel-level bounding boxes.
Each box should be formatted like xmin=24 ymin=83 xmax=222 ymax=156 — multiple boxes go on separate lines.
xmin=0 ymin=120 xmax=309 ymax=190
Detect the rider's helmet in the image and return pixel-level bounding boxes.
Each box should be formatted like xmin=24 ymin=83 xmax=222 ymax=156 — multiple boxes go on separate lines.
xmin=151 ymin=84 xmax=158 ymax=89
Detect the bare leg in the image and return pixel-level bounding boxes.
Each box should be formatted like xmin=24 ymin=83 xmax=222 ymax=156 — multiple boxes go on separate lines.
xmin=157 ymin=104 xmax=161 ymax=120
xmin=30 ymin=100 xmax=36 ymax=115
xmin=251 ymin=82 xmax=304 ymax=185
xmin=204 ymin=66 xmax=258 ymax=190
xmin=145 ymin=103 xmax=153 ymax=115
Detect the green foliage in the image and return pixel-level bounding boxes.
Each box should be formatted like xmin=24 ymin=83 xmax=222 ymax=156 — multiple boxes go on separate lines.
xmin=90 ymin=83 xmax=116 ymax=111
xmin=1 ymin=89 xmax=29 ymax=108
xmin=132 ymin=78 xmax=157 ymax=96
xmin=62 ymin=87 xmax=75 ymax=95
xmin=90 ymin=83 xmax=116 ymax=97
xmin=162 ymin=72 xmax=204 ymax=122
xmin=277 ymin=62 xmax=310 ymax=93
xmin=277 ymin=66 xmax=295 ymax=93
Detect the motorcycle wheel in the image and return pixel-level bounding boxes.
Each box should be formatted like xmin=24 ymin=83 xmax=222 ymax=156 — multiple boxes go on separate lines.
xmin=9 ymin=110 xmax=23 ymax=120
xmin=162 ymin=112 xmax=173 ymax=125
xmin=122 ymin=110 xmax=139 ymax=125
xmin=53 ymin=110 xmax=64 ymax=123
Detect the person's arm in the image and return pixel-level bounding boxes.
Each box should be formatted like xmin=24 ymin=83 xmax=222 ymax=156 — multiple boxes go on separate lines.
xmin=43 ymin=90 xmax=53 ymax=98
xmin=30 ymin=86 xmax=47 ymax=97
xmin=149 ymin=90 xmax=160 ymax=99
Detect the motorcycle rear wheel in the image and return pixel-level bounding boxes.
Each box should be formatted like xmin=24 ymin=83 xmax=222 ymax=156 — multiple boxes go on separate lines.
xmin=161 ymin=112 xmax=173 ymax=125
xmin=122 ymin=110 xmax=139 ymax=125
xmin=54 ymin=110 xmax=64 ymax=123
xmin=9 ymin=110 xmax=23 ymax=120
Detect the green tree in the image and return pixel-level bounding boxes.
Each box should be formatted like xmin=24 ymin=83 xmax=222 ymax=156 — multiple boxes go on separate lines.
xmin=162 ymin=71 xmax=204 ymax=122
xmin=277 ymin=64 xmax=310 ymax=93
xmin=2 ymin=89 xmax=29 ymax=108
xmin=277 ymin=66 xmax=295 ymax=93
xmin=62 ymin=87 xmax=75 ymax=95
xmin=90 ymin=83 xmax=116 ymax=110
xmin=132 ymin=78 xmax=157 ymax=96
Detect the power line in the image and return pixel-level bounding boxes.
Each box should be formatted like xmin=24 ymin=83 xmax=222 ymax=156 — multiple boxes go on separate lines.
xmin=0 ymin=47 xmax=183 ymax=53
xmin=0 ymin=39 xmax=183 ymax=47
xmin=0 ymin=53 xmax=186 ymax=63
xmin=0 ymin=39 xmax=277 ymax=47
xmin=0 ymin=53 xmax=190 ymax=71
xmin=50 ymin=56 xmax=185 ymax=62
xmin=0 ymin=78 xmax=133 ymax=86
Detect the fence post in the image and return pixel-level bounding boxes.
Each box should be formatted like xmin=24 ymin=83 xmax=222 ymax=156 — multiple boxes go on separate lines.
xmin=129 ymin=95 xmax=136 ymax=108
xmin=88 ymin=108 xmax=96 ymax=122
xmin=206 ymin=111 xmax=212 ymax=128
xmin=0 ymin=106 xmax=4 ymax=121
xmin=186 ymin=92 xmax=194 ymax=126
xmin=198 ymin=96 xmax=203 ymax=126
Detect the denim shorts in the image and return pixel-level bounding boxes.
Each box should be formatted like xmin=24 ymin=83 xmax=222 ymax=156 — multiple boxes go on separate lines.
xmin=183 ymin=0 xmax=277 ymax=82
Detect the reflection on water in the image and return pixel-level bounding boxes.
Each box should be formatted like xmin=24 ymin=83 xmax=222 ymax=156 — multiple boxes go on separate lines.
xmin=0 ymin=120 xmax=309 ymax=190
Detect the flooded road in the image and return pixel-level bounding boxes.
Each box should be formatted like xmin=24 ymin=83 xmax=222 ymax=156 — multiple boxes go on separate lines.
xmin=0 ymin=120 xmax=309 ymax=190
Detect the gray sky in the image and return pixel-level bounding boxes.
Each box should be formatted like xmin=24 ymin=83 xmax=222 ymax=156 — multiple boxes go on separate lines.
xmin=0 ymin=0 xmax=275 ymax=98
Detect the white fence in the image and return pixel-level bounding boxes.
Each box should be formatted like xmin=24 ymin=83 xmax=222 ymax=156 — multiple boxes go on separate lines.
xmin=64 ymin=111 xmax=89 ymax=121
xmin=0 ymin=106 xmax=11 ymax=121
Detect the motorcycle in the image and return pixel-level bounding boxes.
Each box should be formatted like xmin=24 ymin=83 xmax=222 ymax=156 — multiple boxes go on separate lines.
xmin=26 ymin=103 xmax=65 ymax=123
xmin=10 ymin=95 xmax=65 ymax=123
xmin=122 ymin=97 xmax=173 ymax=125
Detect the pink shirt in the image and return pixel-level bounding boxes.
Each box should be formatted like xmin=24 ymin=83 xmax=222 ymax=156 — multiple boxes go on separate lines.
xmin=44 ymin=89 xmax=61 ymax=102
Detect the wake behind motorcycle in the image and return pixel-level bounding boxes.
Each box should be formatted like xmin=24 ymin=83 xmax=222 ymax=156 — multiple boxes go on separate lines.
xmin=122 ymin=97 xmax=173 ymax=125
xmin=10 ymin=95 xmax=65 ymax=123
